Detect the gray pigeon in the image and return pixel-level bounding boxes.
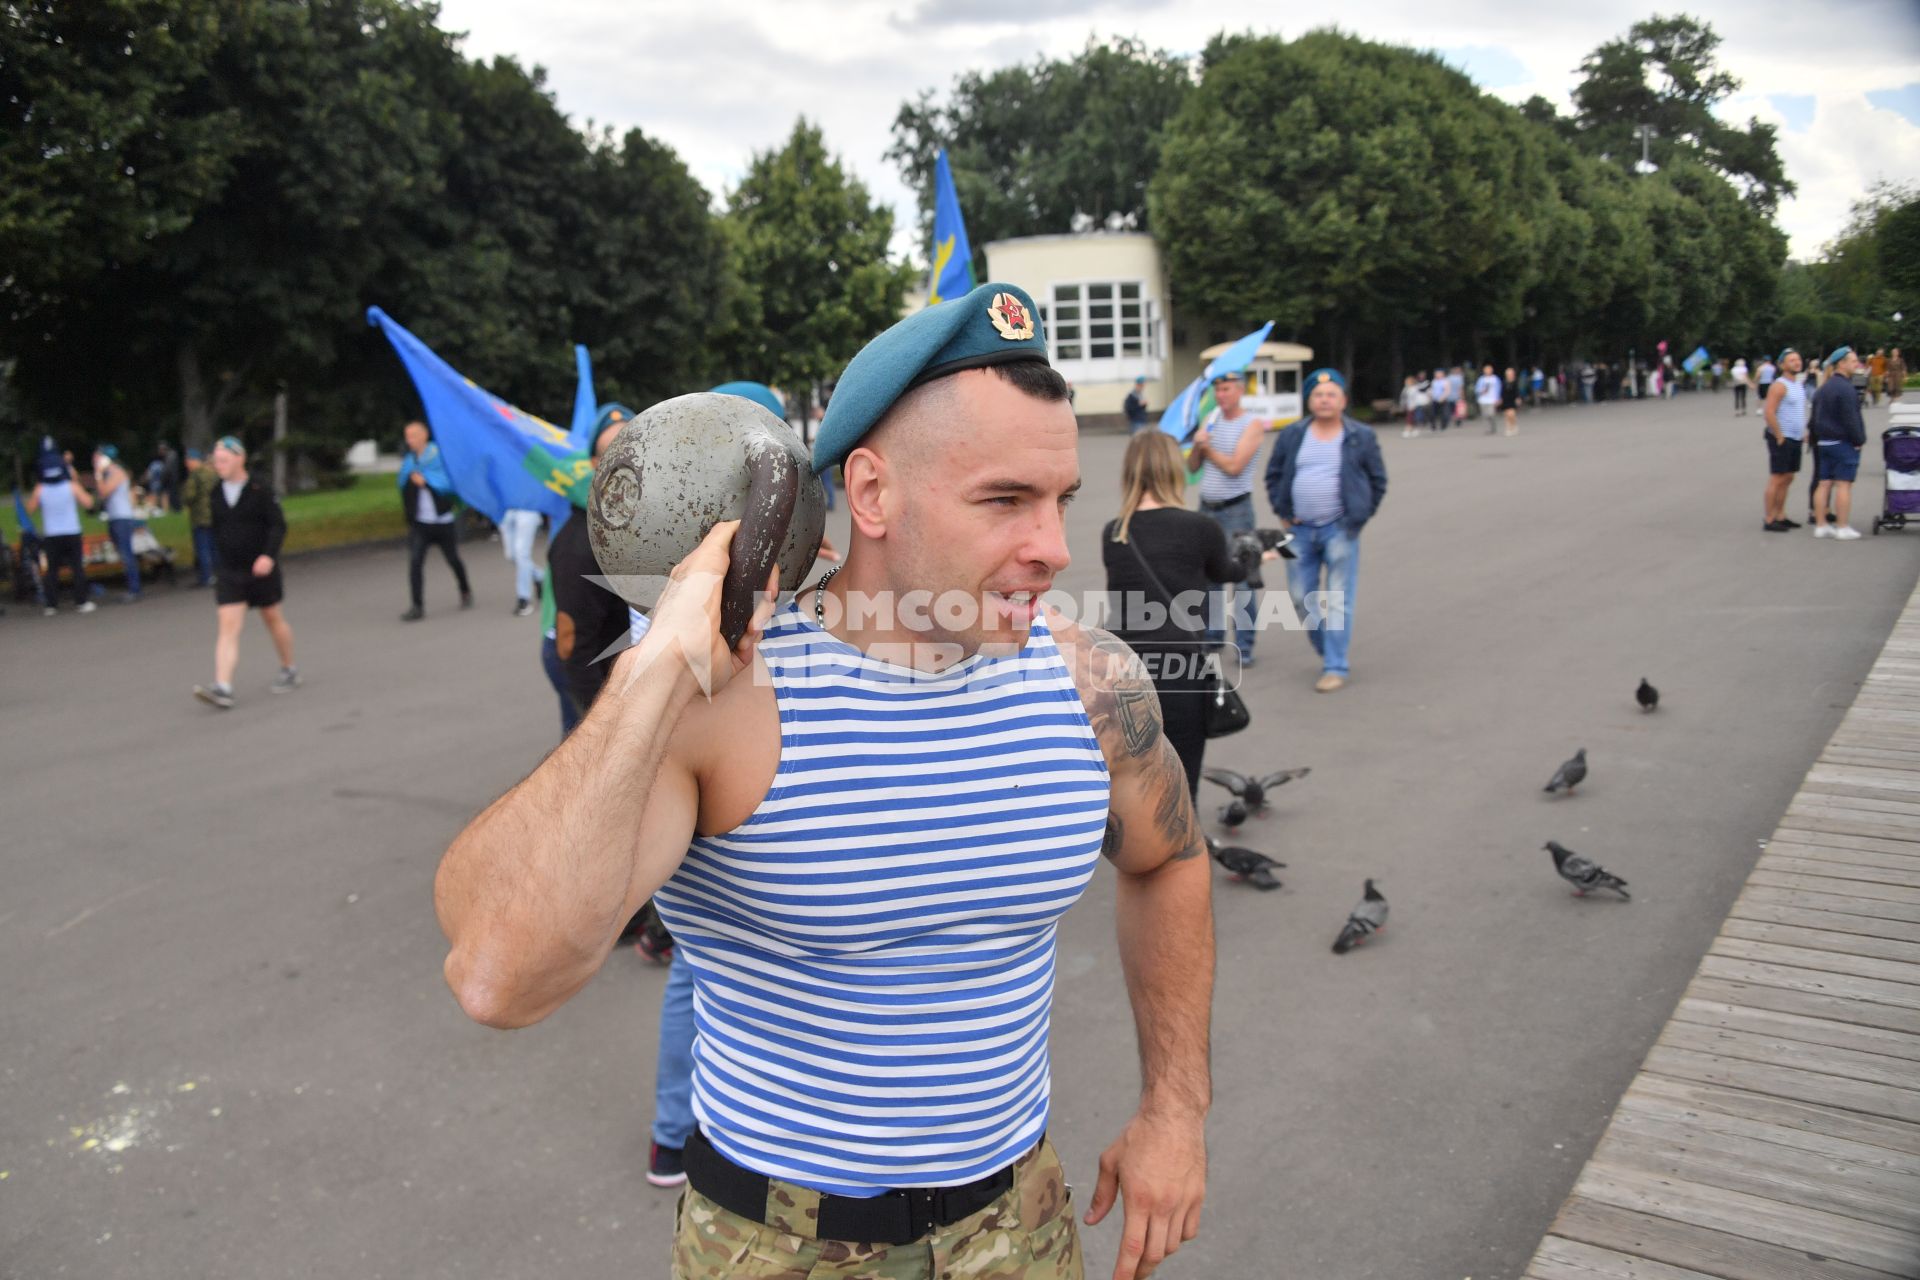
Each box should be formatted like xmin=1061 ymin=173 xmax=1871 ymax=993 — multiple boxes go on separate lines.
xmin=1204 ymin=766 xmax=1311 ymax=817
xmin=1331 ymin=879 xmax=1388 ymax=954
xmin=1206 ymin=835 xmax=1285 ymax=891
xmin=1543 ymin=748 xmax=1587 ymax=795
xmin=1544 ymin=841 xmax=1630 ymax=899
xmin=1636 ymin=678 xmax=1658 ymax=712
xmin=1217 ymin=798 xmax=1249 ymax=829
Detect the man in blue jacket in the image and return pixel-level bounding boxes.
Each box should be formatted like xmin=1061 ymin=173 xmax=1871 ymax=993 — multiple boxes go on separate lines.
xmin=1263 ymin=368 xmax=1389 ymax=692
xmin=1810 ymin=346 xmax=1869 ymax=540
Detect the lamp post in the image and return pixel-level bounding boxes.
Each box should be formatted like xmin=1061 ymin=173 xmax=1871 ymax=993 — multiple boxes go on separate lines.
xmin=1633 ymin=124 xmax=1658 ymax=176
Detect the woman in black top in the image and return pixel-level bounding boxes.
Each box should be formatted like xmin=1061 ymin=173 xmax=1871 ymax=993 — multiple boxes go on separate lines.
xmin=1102 ymin=431 xmax=1246 ymax=798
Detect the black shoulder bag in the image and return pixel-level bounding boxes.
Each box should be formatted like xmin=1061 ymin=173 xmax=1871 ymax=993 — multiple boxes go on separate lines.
xmin=1117 ymin=525 xmax=1251 ymax=739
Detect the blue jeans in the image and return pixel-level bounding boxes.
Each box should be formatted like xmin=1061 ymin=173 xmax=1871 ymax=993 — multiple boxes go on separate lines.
xmin=539 ymin=634 xmax=581 ymax=738
xmin=191 ymin=525 xmax=216 ymax=585
xmin=107 ymin=518 xmax=141 ymax=596
xmin=1284 ymin=522 xmax=1359 ymax=677
xmin=1202 ymin=495 xmax=1260 ymax=661
xmin=652 ymin=954 xmax=696 ymax=1148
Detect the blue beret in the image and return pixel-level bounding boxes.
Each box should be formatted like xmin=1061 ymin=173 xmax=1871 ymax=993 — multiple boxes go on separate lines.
xmin=96 ymin=444 xmax=119 ymax=462
xmin=812 ymin=282 xmax=1048 ymax=473
xmin=1777 ymin=347 xmax=1798 ymax=365
xmin=1306 ymin=368 xmax=1347 ymax=392
xmin=1827 ymin=345 xmax=1853 ymax=367
xmin=185 ymin=447 xmax=204 ymax=460
xmin=711 ymin=381 xmax=786 ymax=420
xmin=593 ymin=402 xmax=635 ymax=433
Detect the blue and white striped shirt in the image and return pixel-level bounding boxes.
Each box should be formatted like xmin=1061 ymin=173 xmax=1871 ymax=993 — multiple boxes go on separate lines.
xmin=652 ymin=603 xmax=1110 ymax=1195
xmin=1198 ymin=412 xmax=1260 ymax=504
xmin=1775 ymin=378 xmax=1808 ymax=441
xmin=1291 ymin=429 xmax=1346 ymax=526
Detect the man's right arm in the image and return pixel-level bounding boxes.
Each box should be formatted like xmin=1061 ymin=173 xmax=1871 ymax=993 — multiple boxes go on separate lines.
xmin=434 ymin=522 xmax=764 ymax=1029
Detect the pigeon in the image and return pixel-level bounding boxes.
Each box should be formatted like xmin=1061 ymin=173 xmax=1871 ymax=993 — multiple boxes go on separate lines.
xmin=1217 ymin=798 xmax=1249 ymax=829
xmin=1203 ymin=766 xmax=1312 ymax=818
xmin=1543 ymin=748 xmax=1587 ymax=795
xmin=1206 ymin=835 xmax=1285 ymax=891
xmin=1636 ymin=678 xmax=1659 ymax=712
xmin=1331 ymin=879 xmax=1388 ymax=954
xmin=1544 ymin=841 xmax=1630 ymax=899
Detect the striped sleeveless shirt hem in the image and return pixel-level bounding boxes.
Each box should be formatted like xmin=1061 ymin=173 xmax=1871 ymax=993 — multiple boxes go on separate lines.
xmin=653 ymin=602 xmax=1110 ymax=1195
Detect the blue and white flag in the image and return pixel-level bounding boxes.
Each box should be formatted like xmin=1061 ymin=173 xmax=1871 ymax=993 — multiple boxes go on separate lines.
xmin=368 ymin=307 xmax=586 ymax=524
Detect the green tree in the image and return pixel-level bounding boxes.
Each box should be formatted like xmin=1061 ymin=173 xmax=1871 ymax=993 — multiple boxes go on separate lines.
xmin=724 ymin=118 xmax=911 ymax=417
xmin=0 ymin=0 xmax=235 ymax=315
xmin=888 ymin=37 xmax=1192 ymax=273
xmin=1150 ymin=31 xmax=1548 ymax=379
xmin=2 ymin=0 xmax=733 ymax=464
xmin=1570 ymin=14 xmax=1793 ymax=214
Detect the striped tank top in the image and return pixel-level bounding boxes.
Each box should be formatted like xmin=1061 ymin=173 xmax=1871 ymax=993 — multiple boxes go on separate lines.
xmin=652 ymin=602 xmax=1110 ymax=1196
xmin=1198 ymin=412 xmax=1259 ymax=503
xmin=1776 ymin=377 xmax=1808 ymax=441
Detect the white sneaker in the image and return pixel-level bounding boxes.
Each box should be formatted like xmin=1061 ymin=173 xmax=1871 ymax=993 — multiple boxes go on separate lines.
xmin=1814 ymin=523 xmax=1834 ymax=538
xmin=1834 ymin=525 xmax=1862 ymax=540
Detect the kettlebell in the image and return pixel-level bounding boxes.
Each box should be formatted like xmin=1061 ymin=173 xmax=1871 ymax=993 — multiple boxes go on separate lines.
xmin=588 ymin=392 xmax=826 ymax=651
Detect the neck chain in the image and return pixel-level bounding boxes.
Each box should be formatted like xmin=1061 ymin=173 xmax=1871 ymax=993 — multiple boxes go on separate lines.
xmin=813 ymin=565 xmax=841 ymax=625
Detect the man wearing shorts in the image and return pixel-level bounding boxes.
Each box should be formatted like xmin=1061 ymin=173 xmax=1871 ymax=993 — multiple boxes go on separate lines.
xmin=1811 ymin=347 xmax=1868 ymax=540
xmin=194 ymin=437 xmax=299 ymax=708
xmin=1761 ymin=348 xmax=1807 ymax=532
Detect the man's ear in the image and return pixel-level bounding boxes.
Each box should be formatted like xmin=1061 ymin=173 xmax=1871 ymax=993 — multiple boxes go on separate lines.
xmin=842 ymin=447 xmax=889 ymax=540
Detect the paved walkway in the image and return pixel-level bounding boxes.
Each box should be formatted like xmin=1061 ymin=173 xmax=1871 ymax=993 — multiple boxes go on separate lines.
xmin=1526 ymin=582 xmax=1920 ymax=1280
xmin=8 ymin=391 xmax=1920 ymax=1279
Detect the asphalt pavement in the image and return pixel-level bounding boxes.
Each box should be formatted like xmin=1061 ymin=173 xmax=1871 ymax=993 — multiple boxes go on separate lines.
xmin=4 ymin=389 xmax=1917 ymax=1280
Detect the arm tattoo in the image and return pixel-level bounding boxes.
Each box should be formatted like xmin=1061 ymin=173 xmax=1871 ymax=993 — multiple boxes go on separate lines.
xmin=1148 ymin=741 xmax=1205 ymax=861
xmin=1079 ymin=627 xmax=1162 ymax=761
xmin=1102 ymin=812 xmax=1124 ymax=862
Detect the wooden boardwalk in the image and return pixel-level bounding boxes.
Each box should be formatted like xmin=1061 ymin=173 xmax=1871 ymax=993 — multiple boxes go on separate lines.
xmin=1526 ymin=585 xmax=1920 ymax=1280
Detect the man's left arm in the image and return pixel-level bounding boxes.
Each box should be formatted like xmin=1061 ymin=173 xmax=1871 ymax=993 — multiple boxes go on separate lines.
xmin=1362 ymin=429 xmax=1388 ymax=509
xmin=1066 ymin=620 xmax=1214 ymax=1280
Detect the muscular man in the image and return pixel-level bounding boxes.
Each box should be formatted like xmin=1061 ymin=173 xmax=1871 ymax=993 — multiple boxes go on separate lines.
xmin=435 ymin=283 xmax=1212 ymax=1280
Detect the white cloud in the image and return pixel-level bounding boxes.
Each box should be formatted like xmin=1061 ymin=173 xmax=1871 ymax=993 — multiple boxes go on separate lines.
xmin=436 ymin=0 xmax=1920 ymax=263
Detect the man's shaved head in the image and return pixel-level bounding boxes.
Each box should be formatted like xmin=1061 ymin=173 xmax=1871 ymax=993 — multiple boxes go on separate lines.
xmin=865 ymin=361 xmax=1070 ymax=474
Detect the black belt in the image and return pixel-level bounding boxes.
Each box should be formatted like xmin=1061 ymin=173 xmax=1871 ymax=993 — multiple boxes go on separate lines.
xmin=684 ymin=1128 xmax=1020 ymax=1246
xmin=1200 ymin=494 xmax=1251 ymax=511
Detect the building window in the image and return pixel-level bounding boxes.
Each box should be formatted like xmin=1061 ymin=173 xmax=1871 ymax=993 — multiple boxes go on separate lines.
xmin=1049 ymin=280 xmax=1158 ymax=366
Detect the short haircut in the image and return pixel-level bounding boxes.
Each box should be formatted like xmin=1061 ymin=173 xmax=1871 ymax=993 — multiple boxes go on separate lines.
xmin=981 ymin=359 xmax=1070 ymax=403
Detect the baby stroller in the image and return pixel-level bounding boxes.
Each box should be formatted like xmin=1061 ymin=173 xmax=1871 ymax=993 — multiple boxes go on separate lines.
xmin=1871 ymin=406 xmax=1920 ymax=534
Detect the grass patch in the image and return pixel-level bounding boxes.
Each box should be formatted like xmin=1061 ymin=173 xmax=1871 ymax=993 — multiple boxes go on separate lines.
xmin=4 ymin=473 xmax=408 ymax=558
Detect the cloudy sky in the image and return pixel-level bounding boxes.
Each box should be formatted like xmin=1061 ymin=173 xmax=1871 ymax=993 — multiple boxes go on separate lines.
xmin=435 ymin=0 xmax=1920 ymax=264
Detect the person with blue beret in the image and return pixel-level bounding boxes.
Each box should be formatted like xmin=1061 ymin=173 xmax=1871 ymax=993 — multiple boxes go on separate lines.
xmin=25 ymin=435 xmax=97 ymax=613
xmin=1809 ymin=346 xmax=1867 ymax=538
xmin=1263 ymin=365 xmax=1388 ymax=692
xmin=593 ymin=402 xmax=635 ymax=435
xmin=710 ymin=381 xmax=785 ymax=421
xmin=432 ymin=278 xmax=1217 ymax=1276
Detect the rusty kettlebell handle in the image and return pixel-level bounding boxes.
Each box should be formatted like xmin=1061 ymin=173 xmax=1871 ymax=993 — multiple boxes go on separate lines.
xmin=719 ymin=445 xmax=800 ymax=652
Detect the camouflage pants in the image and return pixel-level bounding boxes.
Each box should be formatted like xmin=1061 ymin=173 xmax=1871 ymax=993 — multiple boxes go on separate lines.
xmin=671 ymin=1138 xmax=1082 ymax=1279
